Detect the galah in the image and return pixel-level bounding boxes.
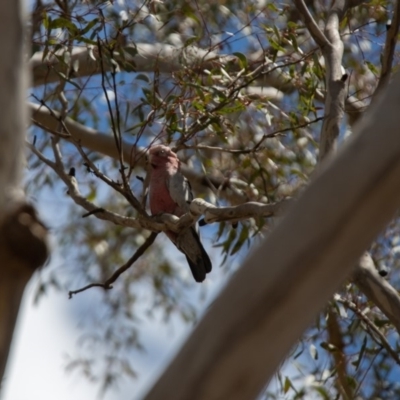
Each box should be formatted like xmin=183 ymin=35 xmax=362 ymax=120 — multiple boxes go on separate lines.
xmin=148 ymin=145 xmax=212 ymax=282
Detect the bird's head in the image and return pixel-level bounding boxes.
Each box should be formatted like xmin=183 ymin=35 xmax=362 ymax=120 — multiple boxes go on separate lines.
xmin=148 ymin=145 xmax=178 ymax=169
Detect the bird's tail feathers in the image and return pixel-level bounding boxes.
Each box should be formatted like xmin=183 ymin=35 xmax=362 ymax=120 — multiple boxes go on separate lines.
xmin=176 ymin=228 xmax=212 ymax=283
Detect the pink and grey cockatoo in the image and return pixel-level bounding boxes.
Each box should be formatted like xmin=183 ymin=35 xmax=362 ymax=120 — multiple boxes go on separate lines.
xmin=148 ymin=145 xmax=212 ymax=282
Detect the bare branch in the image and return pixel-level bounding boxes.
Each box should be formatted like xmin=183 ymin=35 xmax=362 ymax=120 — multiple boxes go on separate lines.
xmin=345 ymin=95 xmax=368 ymax=126
xmin=30 ymin=44 xmax=234 ymax=87
xmin=294 ymin=0 xmax=330 ymax=48
xmin=68 ymin=232 xmax=158 ymax=298
xmin=180 ymin=116 xmax=324 ymax=154
xmin=337 ymin=294 xmax=400 ymax=366
xmin=27 ymin=142 xmax=168 ymax=230
xmin=372 ymin=0 xmax=400 ymax=101
xmin=327 ymin=309 xmax=353 ymax=400
xmin=353 ymin=253 xmax=400 ymax=334
xmin=190 ymin=198 xmax=290 ymax=224
xmin=27 ymin=142 xmax=286 ymax=235
xmin=319 ymin=1 xmax=348 ymax=160
xmin=295 ymin=1 xmax=348 ymax=160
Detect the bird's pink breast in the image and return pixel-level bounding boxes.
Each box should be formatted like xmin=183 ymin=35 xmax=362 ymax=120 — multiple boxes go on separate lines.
xmin=149 ymin=174 xmax=178 ymax=215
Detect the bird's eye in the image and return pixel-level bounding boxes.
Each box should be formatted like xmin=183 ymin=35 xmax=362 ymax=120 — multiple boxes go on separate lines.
xmin=159 ymin=149 xmax=166 ymax=155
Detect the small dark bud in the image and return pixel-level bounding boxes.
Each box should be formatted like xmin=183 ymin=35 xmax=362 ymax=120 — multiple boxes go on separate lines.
xmin=378 ymin=264 xmax=389 ymax=277
xmin=341 ymin=73 xmax=348 ymax=82
xmin=83 ymin=162 xmax=91 ymax=173
xmin=199 ymin=218 xmax=207 ymax=227
xmin=69 ymin=167 xmax=76 ymax=177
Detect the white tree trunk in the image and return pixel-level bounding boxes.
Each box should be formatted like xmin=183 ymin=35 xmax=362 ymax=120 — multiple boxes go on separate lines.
xmin=0 ymin=0 xmax=48 ymax=383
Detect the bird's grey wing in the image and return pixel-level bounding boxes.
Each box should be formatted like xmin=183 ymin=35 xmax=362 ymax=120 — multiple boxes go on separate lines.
xmin=167 ymin=171 xmax=193 ymax=212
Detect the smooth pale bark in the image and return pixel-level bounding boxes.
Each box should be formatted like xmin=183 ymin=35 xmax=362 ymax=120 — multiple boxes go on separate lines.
xmin=295 ymin=0 xmax=347 ymax=160
xmin=353 ymin=254 xmax=400 ymax=334
xmin=0 ymin=0 xmax=48 ymax=384
xmin=29 ymin=44 xmax=292 ymax=96
xmin=143 ymin=74 xmax=400 ymax=400
xmin=30 ymin=43 xmax=364 ymax=125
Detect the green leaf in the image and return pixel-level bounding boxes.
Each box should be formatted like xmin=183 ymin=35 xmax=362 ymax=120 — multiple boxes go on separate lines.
xmin=365 ymin=60 xmax=379 ymax=75
xmin=267 ymin=3 xmax=279 ymax=12
xmin=230 ymin=224 xmax=249 ymax=255
xmin=283 ymin=376 xmax=292 ymax=394
xmin=373 ymin=318 xmax=390 ymax=327
xmin=272 ymin=25 xmax=281 ymax=42
xmin=125 ymin=46 xmax=138 ymax=57
xmin=352 ymin=336 xmax=367 ymax=371
xmin=50 ymin=17 xmax=78 ymax=35
xmin=288 ymin=32 xmax=299 ymax=52
xmin=184 ymin=37 xmax=199 ymax=47
xmin=294 ymin=348 xmax=304 ymax=359
xmin=135 ymin=73 xmax=150 ymax=82
xmin=43 ymin=11 xmax=49 ymax=30
xmin=42 ymin=44 xmax=49 ymax=62
xmin=269 ymin=37 xmax=285 ymax=53
xmin=80 ymin=18 xmax=99 ymax=36
xmin=77 ymin=37 xmax=97 ymax=45
xmin=313 ymin=386 xmax=331 ymax=400
xmin=233 ymin=52 xmax=248 ymax=69
xmin=54 ymin=70 xmax=82 ymax=90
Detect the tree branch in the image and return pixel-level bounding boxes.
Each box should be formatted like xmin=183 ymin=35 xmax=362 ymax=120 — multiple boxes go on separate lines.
xmin=190 ymin=198 xmax=290 ymax=224
xmin=29 ymin=43 xmax=234 ymax=87
xmin=353 ymin=253 xmax=400 ymax=334
xmin=327 ymin=309 xmax=353 ymax=400
xmin=372 ymin=0 xmax=400 ymax=101
xmin=294 ymin=0 xmax=330 ymax=48
xmin=295 ymin=1 xmax=348 ymax=160
xmin=337 ymin=294 xmax=400 ymax=366
xmin=68 ymin=231 xmax=158 ymax=298
xmin=28 ymin=143 xmax=287 ymax=234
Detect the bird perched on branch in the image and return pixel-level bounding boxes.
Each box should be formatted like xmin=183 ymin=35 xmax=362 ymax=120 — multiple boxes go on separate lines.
xmin=148 ymin=145 xmax=212 ymax=282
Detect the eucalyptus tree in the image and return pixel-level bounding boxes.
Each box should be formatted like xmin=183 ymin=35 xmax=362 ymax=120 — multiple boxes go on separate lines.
xmin=3 ymin=0 xmax=400 ymax=399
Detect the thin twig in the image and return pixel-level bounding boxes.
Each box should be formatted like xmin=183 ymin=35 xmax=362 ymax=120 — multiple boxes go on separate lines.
xmin=68 ymin=231 xmax=158 ymax=298
xmin=31 ymin=94 xmax=72 ymax=139
xmin=31 ymin=118 xmax=71 ymax=139
xmin=179 ymin=117 xmax=323 ymax=154
xmin=327 ymin=308 xmax=353 ymax=400
xmin=337 ymin=295 xmax=400 ymax=366
xmin=73 ymin=141 xmax=148 ymax=217
xmin=97 ymin=35 xmax=143 ymax=212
